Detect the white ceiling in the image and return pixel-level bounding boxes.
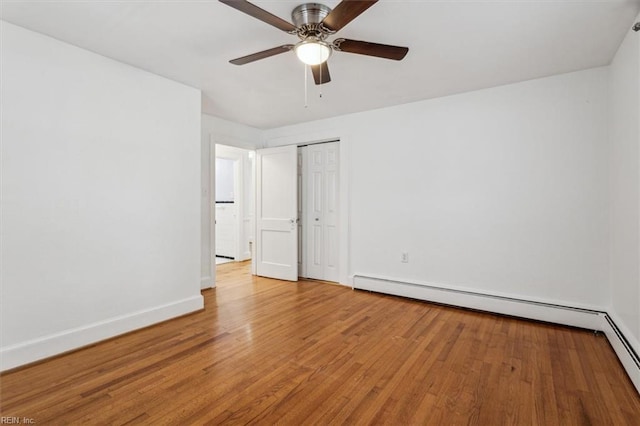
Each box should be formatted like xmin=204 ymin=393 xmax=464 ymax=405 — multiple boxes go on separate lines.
xmin=1 ymin=0 xmax=639 ymax=129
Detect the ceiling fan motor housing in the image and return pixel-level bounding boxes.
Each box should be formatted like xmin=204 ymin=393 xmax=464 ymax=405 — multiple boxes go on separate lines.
xmin=292 ymin=3 xmax=331 ymax=26
xmin=292 ymin=3 xmax=334 ymax=39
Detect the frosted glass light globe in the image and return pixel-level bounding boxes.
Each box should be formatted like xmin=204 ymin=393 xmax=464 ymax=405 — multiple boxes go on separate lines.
xmin=295 ymin=41 xmax=332 ymax=66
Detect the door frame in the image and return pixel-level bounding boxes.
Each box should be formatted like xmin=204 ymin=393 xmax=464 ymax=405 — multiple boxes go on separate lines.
xmin=208 ymin=138 xmax=255 ymax=289
xmin=213 ymin=150 xmax=242 ymax=261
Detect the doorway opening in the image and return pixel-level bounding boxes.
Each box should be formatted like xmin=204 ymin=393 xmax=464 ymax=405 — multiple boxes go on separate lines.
xmin=214 ymin=144 xmax=255 ymax=277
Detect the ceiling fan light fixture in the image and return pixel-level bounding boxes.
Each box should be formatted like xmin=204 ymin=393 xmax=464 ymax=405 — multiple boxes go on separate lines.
xmin=295 ymin=40 xmax=332 ymax=66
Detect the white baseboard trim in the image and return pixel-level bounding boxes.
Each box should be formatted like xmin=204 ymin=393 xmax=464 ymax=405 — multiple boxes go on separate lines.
xmin=0 ymin=295 xmax=204 ymax=372
xmin=201 ymin=275 xmax=213 ymax=289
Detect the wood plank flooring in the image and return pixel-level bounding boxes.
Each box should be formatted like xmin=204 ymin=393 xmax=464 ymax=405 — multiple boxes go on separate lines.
xmin=1 ymin=261 xmax=639 ymax=424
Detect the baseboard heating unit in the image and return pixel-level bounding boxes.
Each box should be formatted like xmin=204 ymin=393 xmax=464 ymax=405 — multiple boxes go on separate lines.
xmin=352 ymin=274 xmax=640 ymax=394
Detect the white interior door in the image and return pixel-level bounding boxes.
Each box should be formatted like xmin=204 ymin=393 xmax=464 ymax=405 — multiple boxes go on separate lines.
xmin=256 ymin=145 xmax=298 ymax=281
xmin=305 ymin=142 xmax=339 ymax=282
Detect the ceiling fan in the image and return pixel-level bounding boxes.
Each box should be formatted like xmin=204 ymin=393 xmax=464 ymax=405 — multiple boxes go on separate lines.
xmin=219 ymin=0 xmax=409 ymax=85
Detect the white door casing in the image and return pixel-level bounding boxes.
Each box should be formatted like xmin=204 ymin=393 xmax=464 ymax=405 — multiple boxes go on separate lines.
xmin=256 ymin=145 xmax=298 ymax=281
xmin=297 ymin=149 xmax=305 ymax=278
xmin=305 ymin=142 xmax=339 ymax=282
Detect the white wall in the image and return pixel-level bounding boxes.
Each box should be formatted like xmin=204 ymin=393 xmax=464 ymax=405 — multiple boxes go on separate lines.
xmin=0 ymin=22 xmax=203 ymax=370
xmin=200 ymin=114 xmax=260 ymax=288
xmin=609 ymin=15 xmax=640 ymax=348
xmin=263 ymin=67 xmax=610 ymax=309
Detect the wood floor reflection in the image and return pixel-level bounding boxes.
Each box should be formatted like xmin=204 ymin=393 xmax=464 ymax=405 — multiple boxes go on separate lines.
xmin=2 ymin=260 xmax=639 ymax=424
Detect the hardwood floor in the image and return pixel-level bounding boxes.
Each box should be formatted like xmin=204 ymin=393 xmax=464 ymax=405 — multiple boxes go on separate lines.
xmin=2 ymin=261 xmax=639 ymax=424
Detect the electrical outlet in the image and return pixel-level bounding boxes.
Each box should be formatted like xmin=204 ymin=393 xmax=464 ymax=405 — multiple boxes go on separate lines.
xmin=401 ymin=252 xmax=409 ymax=263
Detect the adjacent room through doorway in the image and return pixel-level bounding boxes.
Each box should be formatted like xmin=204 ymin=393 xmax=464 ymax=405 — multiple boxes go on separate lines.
xmin=214 ymin=145 xmax=255 ymax=274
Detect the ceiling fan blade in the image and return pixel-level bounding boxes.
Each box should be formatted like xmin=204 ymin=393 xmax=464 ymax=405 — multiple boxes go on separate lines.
xmin=311 ymin=62 xmax=331 ymax=85
xmin=219 ymin=0 xmax=297 ymax=32
xmin=229 ymin=45 xmax=294 ymax=65
xmin=334 ymin=39 xmax=408 ymax=60
xmin=321 ymin=1 xmax=378 ymax=32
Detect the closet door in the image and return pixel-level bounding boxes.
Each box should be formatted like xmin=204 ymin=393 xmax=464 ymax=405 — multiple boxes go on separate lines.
xmin=305 ymin=142 xmax=339 ymax=282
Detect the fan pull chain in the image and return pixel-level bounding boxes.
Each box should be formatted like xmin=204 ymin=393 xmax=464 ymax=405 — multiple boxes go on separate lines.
xmin=304 ymin=64 xmax=308 ymax=108
xmin=319 ymin=65 xmax=323 ymax=98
